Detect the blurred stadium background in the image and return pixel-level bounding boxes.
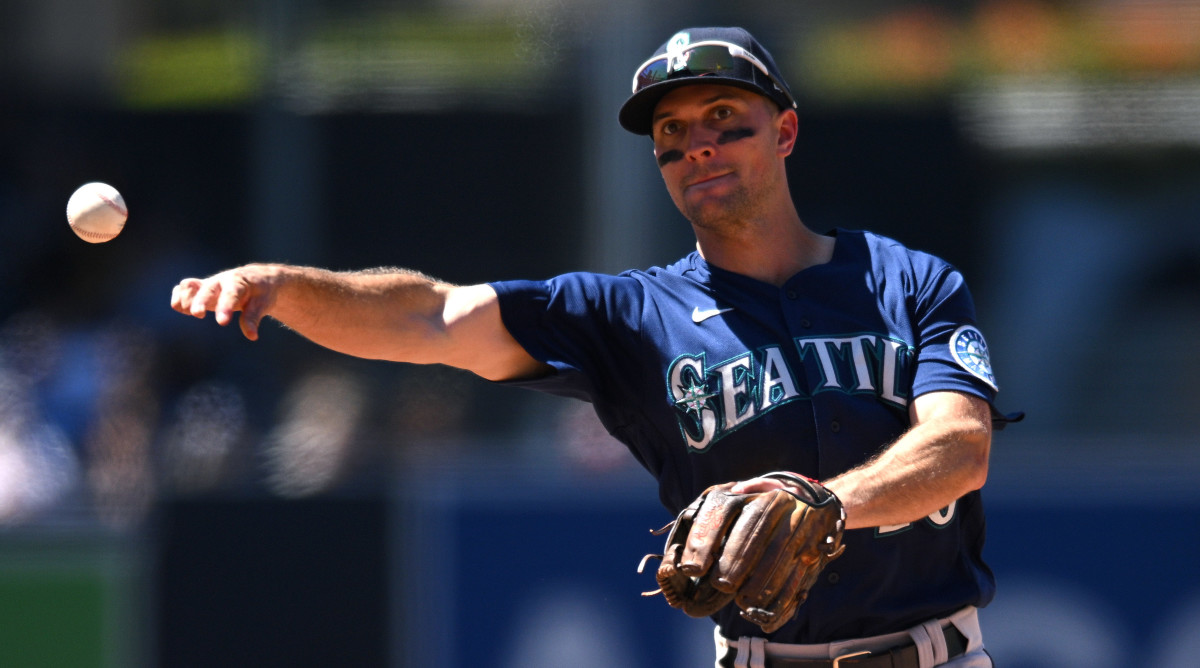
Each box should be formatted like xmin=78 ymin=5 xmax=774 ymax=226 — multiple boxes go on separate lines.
xmin=2 ymin=1 xmax=1199 ymax=667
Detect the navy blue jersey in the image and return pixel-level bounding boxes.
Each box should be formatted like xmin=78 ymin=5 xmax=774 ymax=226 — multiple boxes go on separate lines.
xmin=490 ymin=229 xmax=999 ymax=643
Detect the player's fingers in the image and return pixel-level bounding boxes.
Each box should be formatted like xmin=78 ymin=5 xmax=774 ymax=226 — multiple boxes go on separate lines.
xmin=211 ymin=274 xmax=252 ymax=327
xmin=730 ymin=476 xmax=788 ymax=495
xmin=184 ymin=277 xmax=221 ymax=320
xmin=171 ymin=278 xmax=205 ymax=315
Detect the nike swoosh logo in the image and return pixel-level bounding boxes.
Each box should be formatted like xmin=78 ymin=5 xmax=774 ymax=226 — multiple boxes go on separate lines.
xmin=692 ymin=306 xmax=735 ymax=323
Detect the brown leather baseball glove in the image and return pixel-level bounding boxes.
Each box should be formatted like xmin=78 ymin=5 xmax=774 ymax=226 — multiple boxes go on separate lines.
xmin=639 ymin=473 xmax=846 ymax=633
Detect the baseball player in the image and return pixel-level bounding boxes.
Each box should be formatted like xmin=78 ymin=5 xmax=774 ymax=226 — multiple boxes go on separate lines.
xmin=172 ymin=26 xmax=1018 ymax=668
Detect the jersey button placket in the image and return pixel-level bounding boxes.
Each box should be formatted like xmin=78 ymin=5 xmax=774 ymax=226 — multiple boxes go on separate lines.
xmin=782 ymin=285 xmax=811 ymax=334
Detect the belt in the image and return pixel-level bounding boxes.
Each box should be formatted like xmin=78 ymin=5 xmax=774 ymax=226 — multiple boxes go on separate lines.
xmin=718 ymin=624 xmax=968 ymax=668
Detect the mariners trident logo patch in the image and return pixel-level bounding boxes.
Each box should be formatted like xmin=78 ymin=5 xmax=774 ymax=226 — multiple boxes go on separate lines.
xmin=950 ymin=325 xmax=997 ymax=390
xmin=667 ymin=32 xmax=691 ymax=72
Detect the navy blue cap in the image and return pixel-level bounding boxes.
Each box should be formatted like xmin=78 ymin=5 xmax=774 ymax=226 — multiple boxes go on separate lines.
xmin=619 ymin=27 xmax=796 ymax=136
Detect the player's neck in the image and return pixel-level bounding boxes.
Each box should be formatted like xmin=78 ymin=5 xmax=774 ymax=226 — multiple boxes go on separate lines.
xmin=696 ymin=218 xmax=834 ymax=286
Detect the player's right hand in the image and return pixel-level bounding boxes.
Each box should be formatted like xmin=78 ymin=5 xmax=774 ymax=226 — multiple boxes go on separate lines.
xmin=170 ymin=265 xmax=281 ymax=341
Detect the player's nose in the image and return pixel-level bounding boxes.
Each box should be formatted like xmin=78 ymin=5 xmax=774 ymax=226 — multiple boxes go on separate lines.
xmin=684 ymin=128 xmax=719 ymax=162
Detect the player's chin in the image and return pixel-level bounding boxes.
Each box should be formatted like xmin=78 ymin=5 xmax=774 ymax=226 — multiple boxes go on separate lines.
xmin=684 ymin=198 xmax=745 ymax=232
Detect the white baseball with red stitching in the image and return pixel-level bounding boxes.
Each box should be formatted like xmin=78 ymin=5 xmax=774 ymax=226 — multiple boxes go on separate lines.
xmin=66 ymin=182 xmax=127 ymax=243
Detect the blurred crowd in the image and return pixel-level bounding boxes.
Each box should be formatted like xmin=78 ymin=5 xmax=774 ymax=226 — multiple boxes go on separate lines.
xmin=0 ymin=300 xmax=632 ymax=528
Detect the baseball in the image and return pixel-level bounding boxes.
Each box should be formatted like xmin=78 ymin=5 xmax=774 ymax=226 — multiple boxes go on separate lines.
xmin=66 ymin=182 xmax=128 ymax=243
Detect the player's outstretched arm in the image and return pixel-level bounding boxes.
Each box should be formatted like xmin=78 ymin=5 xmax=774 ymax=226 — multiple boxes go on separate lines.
xmin=169 ymin=263 xmax=550 ymax=382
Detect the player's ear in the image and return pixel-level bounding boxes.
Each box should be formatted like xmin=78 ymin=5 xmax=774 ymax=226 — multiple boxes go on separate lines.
xmin=775 ymin=108 xmax=798 ymax=158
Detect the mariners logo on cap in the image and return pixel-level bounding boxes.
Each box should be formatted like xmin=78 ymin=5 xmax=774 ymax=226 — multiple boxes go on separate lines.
xmin=950 ymin=325 xmax=997 ymax=390
xmin=667 ymin=32 xmax=691 ymax=72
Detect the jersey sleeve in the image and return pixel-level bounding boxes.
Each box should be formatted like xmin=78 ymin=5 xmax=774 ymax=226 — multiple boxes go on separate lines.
xmin=909 ymin=263 xmax=1000 ymax=403
xmin=488 ymin=273 xmax=645 ymax=403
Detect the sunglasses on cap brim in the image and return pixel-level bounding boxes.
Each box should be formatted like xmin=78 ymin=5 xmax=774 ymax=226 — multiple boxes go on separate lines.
xmin=630 ymin=40 xmax=797 ymax=110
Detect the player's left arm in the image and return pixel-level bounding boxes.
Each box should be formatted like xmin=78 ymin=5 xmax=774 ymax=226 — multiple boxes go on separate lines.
xmin=821 ymin=390 xmax=991 ymax=530
xmin=731 ymin=390 xmax=992 ymax=531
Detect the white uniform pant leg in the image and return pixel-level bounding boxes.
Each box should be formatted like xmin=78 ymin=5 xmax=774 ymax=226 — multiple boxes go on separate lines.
xmin=937 ymin=606 xmax=992 ymax=667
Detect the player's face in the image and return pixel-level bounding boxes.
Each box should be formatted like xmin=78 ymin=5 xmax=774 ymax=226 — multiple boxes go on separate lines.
xmin=650 ymin=84 xmax=790 ymax=233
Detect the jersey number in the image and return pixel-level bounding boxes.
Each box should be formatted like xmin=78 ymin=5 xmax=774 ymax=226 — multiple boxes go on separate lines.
xmin=875 ymin=501 xmax=957 ymax=537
